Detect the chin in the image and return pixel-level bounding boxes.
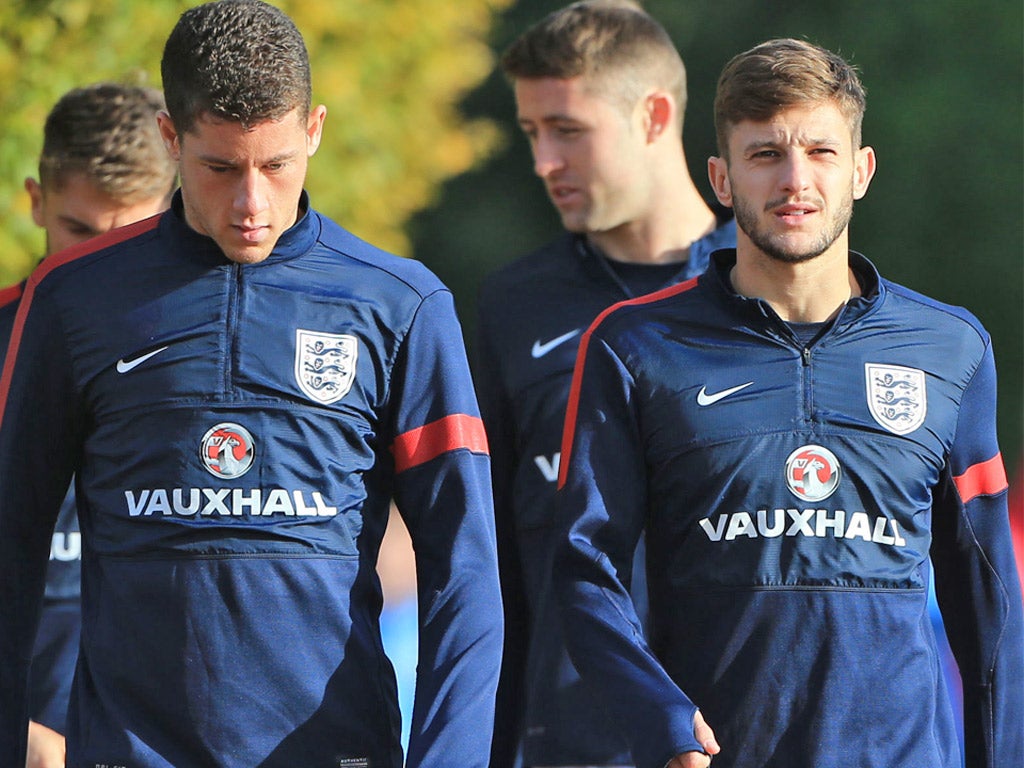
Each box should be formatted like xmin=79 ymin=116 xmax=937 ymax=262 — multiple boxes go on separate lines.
xmin=223 ymin=247 xmax=272 ymax=265
xmin=558 ymin=214 xmax=587 ymax=233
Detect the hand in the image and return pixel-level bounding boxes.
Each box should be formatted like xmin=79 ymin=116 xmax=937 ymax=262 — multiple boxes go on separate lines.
xmin=26 ymin=720 xmax=65 ymax=768
xmin=666 ymin=710 xmax=720 ymax=768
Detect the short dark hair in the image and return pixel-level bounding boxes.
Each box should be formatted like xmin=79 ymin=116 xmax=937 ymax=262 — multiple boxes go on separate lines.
xmin=161 ymin=0 xmax=312 ymax=134
xmin=714 ymin=38 xmax=867 ymax=158
xmin=502 ymin=0 xmax=687 ymax=129
xmin=39 ymin=82 xmax=176 ymax=202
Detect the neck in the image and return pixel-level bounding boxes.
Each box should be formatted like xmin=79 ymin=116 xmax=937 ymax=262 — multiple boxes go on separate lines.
xmin=731 ymin=238 xmax=858 ymax=323
xmin=588 ymin=156 xmax=717 ymax=265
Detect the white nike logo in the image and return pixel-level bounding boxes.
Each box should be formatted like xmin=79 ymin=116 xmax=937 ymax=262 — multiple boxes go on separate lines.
xmin=531 ymin=329 xmax=581 ymax=359
xmin=696 ymin=381 xmax=754 ymax=406
xmin=116 ymin=346 xmax=169 ymax=374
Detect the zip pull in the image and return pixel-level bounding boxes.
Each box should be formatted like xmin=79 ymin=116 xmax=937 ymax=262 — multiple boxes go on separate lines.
xmin=802 ymin=347 xmax=812 ymax=366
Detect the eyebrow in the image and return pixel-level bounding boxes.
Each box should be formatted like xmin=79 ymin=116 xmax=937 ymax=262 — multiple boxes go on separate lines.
xmin=519 ymin=111 xmax=586 ymax=125
xmin=197 ymin=150 xmax=299 ymax=166
xmin=742 ymin=136 xmax=842 ymax=153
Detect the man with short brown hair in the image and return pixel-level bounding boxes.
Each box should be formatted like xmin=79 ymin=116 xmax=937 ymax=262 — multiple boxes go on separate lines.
xmin=479 ymin=2 xmax=734 ymax=765
xmin=555 ymin=38 xmax=1023 ymax=768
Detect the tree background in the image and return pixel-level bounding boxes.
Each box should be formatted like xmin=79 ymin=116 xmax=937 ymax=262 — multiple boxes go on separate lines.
xmin=0 ymin=0 xmax=1019 ymax=468
xmin=410 ymin=0 xmax=1024 ymax=472
xmin=0 ymin=0 xmax=511 ymax=275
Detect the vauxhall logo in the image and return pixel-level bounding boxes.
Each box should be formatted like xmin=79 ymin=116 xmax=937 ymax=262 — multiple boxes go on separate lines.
xmin=785 ymin=445 xmax=840 ymax=503
xmin=698 ymin=444 xmax=907 ymax=547
xmin=123 ymin=421 xmax=338 ymax=518
xmin=699 ymin=507 xmax=907 ymax=546
xmin=201 ymin=422 xmax=255 ymax=479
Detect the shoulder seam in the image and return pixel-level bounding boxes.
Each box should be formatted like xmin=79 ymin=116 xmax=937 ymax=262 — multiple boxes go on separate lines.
xmin=29 ymin=214 xmax=162 ymax=289
xmin=557 ymin=276 xmax=699 ymax=488
xmin=0 ymin=281 xmax=24 ymax=309
xmin=883 ymin=280 xmax=988 ymax=345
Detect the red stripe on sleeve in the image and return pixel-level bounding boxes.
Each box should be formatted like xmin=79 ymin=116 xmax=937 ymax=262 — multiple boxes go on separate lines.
xmin=391 ymin=413 xmax=489 ymax=473
xmin=557 ymin=276 xmax=699 ymax=489
xmin=954 ymin=453 xmax=1008 ymax=504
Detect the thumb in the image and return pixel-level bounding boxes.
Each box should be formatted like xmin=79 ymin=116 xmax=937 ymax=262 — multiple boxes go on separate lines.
xmin=694 ymin=709 xmax=721 ymax=756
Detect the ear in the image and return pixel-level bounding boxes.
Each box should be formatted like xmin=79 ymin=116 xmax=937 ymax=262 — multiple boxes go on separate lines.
xmin=707 ymin=155 xmax=733 ymax=207
xmin=156 ymin=111 xmax=181 ymax=161
xmin=306 ymin=105 xmax=327 ymax=157
xmin=24 ymin=177 xmax=45 ymax=227
xmin=852 ymin=145 xmax=876 ymax=200
xmin=644 ymin=91 xmax=673 ymax=144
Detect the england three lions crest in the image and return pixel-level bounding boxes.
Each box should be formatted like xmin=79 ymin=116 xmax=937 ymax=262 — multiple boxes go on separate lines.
xmin=865 ymin=363 xmax=926 ymax=435
xmin=295 ymin=329 xmax=358 ymax=405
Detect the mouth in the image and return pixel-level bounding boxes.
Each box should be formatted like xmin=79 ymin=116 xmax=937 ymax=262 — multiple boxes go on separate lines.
xmin=235 ymin=224 xmax=269 ymax=244
xmin=773 ymin=202 xmax=819 ymax=225
xmin=547 ymin=184 xmax=581 ymax=207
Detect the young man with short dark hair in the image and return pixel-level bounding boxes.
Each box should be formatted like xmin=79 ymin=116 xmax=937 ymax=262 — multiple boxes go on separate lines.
xmin=0 ymin=2 xmax=502 ymax=766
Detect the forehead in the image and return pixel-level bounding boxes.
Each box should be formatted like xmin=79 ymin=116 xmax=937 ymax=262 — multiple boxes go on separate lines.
xmin=43 ymin=173 xmax=119 ymax=213
xmin=45 ymin=170 xmax=103 ymax=197
xmin=728 ymin=102 xmax=855 ymax=150
xmin=43 ymin=174 xmax=165 ymax=223
xmin=182 ymin=109 xmax=307 ymax=152
xmin=514 ymin=76 xmax=618 ymax=121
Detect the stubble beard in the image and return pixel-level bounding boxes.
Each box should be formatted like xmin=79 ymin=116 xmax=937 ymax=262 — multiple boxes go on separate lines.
xmin=732 ymin=186 xmax=854 ymax=265
xmin=554 ymin=194 xmax=595 ymax=235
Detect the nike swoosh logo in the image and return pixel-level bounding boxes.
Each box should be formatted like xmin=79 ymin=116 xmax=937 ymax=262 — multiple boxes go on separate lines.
xmin=116 ymin=346 xmax=169 ymax=374
xmin=531 ymin=329 xmax=581 ymax=359
xmin=696 ymin=381 xmax=754 ymax=406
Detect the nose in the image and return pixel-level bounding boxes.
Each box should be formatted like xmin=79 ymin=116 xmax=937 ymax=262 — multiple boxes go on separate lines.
xmin=779 ymin=153 xmax=812 ymax=194
xmin=532 ymin=133 xmax=565 ymax=179
xmin=235 ymin=169 xmax=268 ymax=218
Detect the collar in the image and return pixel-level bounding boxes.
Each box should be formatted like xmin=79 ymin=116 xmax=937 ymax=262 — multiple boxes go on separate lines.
xmin=704 ymin=247 xmax=884 ymax=330
xmin=572 ymin=230 xmax=724 ymax=300
xmin=163 ymin=189 xmax=319 ymax=266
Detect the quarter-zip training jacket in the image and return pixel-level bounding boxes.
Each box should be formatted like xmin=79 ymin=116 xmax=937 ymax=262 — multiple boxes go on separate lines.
xmin=0 ymin=281 xmax=82 ymax=734
xmin=556 ymin=250 xmax=1023 ymax=768
xmin=0 ymin=192 xmax=503 ymax=768
xmin=476 ymin=220 xmax=735 ymax=766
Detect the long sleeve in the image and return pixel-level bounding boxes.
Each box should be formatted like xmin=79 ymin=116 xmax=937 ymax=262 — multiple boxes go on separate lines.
xmin=554 ymin=329 xmax=701 ymax=768
xmin=474 ymin=297 xmax=528 ymax=767
xmin=389 ymin=288 xmax=503 ymax=767
xmin=931 ymin=338 xmax=1024 ymax=767
xmin=0 ymin=277 xmax=80 ymax=764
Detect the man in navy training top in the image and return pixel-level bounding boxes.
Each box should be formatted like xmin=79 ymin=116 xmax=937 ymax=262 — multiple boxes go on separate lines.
xmin=554 ymin=37 xmax=1023 ymax=768
xmin=0 ymin=1 xmax=502 ymax=766
xmin=2 ymin=81 xmax=176 ymax=768
xmin=476 ymin=2 xmax=734 ymax=766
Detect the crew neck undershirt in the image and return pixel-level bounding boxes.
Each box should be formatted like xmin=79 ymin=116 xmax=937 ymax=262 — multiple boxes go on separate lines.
xmin=787 ymin=319 xmax=833 ymax=346
xmin=604 ymin=258 xmax=685 ymax=297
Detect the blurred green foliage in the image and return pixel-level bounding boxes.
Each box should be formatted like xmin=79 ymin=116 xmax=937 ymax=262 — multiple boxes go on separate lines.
xmin=412 ymin=0 xmax=1024 ymax=469
xmin=0 ymin=0 xmax=512 ymax=282
xmin=0 ymin=0 xmax=1019 ymax=467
